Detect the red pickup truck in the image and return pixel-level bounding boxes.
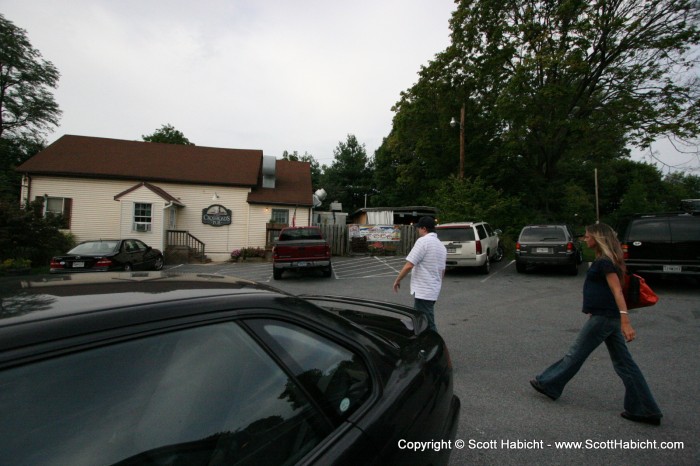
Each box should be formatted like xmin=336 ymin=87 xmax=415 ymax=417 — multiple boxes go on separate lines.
xmin=272 ymin=226 xmax=332 ymax=280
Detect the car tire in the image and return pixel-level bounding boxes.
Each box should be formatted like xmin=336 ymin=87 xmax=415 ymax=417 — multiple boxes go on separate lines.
xmin=273 ymin=268 xmax=283 ymax=280
xmin=323 ymin=264 xmax=333 ymax=278
xmin=153 ymin=255 xmax=164 ymax=271
xmin=516 ymin=261 xmax=527 ymax=274
xmin=124 ymin=263 xmax=133 ymax=272
xmin=480 ymin=256 xmax=490 ymax=274
xmin=492 ymin=244 xmax=504 ymax=262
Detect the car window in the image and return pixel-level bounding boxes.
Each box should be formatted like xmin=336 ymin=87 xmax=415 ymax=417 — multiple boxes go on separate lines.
xmin=69 ymin=240 xmax=119 ymax=255
xmin=0 ymin=322 xmax=331 ymax=466
xmin=484 ymin=223 xmax=494 ymax=236
xmin=250 ymin=320 xmax=372 ymax=423
xmin=134 ymin=239 xmax=147 ymax=250
xmin=669 ymin=217 xmax=700 ymax=242
xmin=475 ymin=224 xmax=487 ymax=240
xmin=520 ymin=227 xmax=566 ymax=242
xmin=437 ymin=227 xmax=475 ymax=242
xmin=628 ymin=218 xmax=671 ymax=242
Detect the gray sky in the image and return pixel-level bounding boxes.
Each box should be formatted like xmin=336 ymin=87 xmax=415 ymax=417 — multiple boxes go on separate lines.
xmin=3 ymin=0 xmax=697 ymax=172
xmin=2 ymin=0 xmax=455 ymax=166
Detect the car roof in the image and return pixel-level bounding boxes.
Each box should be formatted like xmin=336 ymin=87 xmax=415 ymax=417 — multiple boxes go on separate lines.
xmin=437 ymin=222 xmax=483 ymax=227
xmin=0 ymin=272 xmax=292 ymax=353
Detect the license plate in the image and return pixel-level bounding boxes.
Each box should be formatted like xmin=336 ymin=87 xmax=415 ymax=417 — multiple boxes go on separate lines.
xmin=663 ymin=265 xmax=682 ymax=273
xmin=447 ymin=248 xmax=456 ymax=253
xmin=296 ymin=261 xmax=308 ymax=267
xmin=73 ymin=262 xmax=85 ymax=268
xmin=536 ymin=248 xmax=550 ymax=253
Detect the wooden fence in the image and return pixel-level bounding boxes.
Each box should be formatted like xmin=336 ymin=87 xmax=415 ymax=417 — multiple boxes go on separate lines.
xmin=318 ymin=224 xmax=419 ymax=257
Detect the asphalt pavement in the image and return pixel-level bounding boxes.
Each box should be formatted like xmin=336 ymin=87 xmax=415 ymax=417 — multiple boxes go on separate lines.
xmin=165 ymin=257 xmax=700 ymax=465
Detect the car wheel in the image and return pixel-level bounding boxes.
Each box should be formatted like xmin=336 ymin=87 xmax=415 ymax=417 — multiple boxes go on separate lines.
xmin=516 ymin=261 xmax=527 ymax=274
xmin=479 ymin=256 xmax=490 ymax=274
xmin=153 ymin=255 xmax=164 ymax=271
xmin=273 ymin=268 xmax=283 ymax=280
xmin=323 ymin=264 xmax=333 ymax=278
xmin=492 ymin=244 xmax=504 ymax=262
xmin=124 ymin=263 xmax=133 ymax=272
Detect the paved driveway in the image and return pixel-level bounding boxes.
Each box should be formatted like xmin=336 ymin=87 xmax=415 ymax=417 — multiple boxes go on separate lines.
xmin=165 ymin=257 xmax=699 ymax=465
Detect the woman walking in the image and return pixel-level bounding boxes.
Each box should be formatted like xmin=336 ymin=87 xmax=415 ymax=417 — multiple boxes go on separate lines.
xmin=529 ymin=223 xmax=662 ymax=425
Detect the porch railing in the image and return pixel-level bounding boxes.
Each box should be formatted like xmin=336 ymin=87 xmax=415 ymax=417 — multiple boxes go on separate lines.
xmin=166 ymin=230 xmax=205 ymax=261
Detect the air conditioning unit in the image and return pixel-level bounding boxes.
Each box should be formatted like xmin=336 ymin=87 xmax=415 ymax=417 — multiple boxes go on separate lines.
xmin=134 ymin=223 xmax=151 ymax=232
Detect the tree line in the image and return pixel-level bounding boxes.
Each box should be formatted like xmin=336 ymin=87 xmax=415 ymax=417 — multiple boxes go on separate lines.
xmin=1 ymin=3 xmax=699 ymax=266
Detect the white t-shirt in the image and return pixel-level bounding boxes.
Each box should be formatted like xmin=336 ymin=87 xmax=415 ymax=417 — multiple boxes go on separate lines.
xmin=406 ymin=232 xmax=447 ymax=301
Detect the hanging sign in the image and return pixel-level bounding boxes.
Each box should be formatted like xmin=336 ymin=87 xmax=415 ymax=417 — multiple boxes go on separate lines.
xmin=202 ymin=204 xmax=232 ymax=226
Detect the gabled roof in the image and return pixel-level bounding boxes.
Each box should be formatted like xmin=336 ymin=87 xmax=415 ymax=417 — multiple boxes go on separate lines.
xmin=17 ymin=135 xmax=263 ymax=186
xmin=114 ymin=182 xmax=185 ymax=206
xmin=248 ymin=160 xmax=313 ymax=207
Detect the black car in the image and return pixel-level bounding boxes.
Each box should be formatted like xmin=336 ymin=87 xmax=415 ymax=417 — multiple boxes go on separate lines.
xmin=0 ymin=273 xmax=459 ymax=466
xmin=618 ymin=212 xmax=700 ymax=277
xmin=50 ymin=238 xmax=164 ymax=273
xmin=515 ymin=224 xmax=583 ymax=275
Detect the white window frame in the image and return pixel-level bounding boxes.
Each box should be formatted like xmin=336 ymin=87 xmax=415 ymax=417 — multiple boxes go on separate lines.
xmin=133 ymin=203 xmax=152 ymax=232
xmin=271 ymin=208 xmax=289 ymax=224
xmin=44 ymin=197 xmax=66 ymax=216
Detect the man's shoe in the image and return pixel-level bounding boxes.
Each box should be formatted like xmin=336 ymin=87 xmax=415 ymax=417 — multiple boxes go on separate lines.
xmin=620 ymin=411 xmax=661 ymax=426
xmin=530 ymin=379 xmax=556 ymax=401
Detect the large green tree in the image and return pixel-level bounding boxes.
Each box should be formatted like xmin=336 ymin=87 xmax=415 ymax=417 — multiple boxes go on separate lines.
xmin=0 ymin=15 xmax=61 ymax=200
xmin=376 ymin=0 xmax=700 ymax=217
xmin=142 ymin=124 xmax=194 ymax=145
xmin=320 ymin=135 xmax=374 ymax=213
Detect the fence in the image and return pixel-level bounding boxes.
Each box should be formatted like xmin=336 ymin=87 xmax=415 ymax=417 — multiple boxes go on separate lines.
xmin=318 ymin=224 xmax=419 ymax=257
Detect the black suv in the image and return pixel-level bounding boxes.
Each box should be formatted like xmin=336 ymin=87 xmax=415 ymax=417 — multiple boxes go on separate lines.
xmin=515 ymin=224 xmax=583 ymax=275
xmin=619 ymin=212 xmax=700 ymax=277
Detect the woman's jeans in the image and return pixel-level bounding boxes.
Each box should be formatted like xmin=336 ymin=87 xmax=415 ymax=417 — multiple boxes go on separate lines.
xmin=536 ymin=315 xmax=662 ymax=417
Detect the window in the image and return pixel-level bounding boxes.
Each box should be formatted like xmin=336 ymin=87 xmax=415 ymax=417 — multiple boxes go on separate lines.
xmin=437 ymin=227 xmax=475 ymax=242
xmin=0 ymin=322 xmax=332 ymax=466
xmin=271 ymin=209 xmax=289 ymax=224
xmin=250 ymin=320 xmax=372 ymax=423
xmin=133 ymin=203 xmax=152 ymax=232
xmin=38 ymin=196 xmax=72 ymax=228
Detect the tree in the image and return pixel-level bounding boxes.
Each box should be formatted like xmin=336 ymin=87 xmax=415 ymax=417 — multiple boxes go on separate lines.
xmin=142 ymin=124 xmax=194 ymax=145
xmin=379 ymin=0 xmax=700 ymax=218
xmin=320 ymin=135 xmax=374 ymax=213
xmin=0 ymin=15 xmax=61 ymax=142
xmin=282 ymin=150 xmax=322 ymax=189
xmin=0 ymin=15 xmax=61 ymax=201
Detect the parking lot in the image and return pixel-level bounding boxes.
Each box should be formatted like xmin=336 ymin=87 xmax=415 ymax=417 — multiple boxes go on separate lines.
xmin=166 ymin=257 xmax=699 ymax=465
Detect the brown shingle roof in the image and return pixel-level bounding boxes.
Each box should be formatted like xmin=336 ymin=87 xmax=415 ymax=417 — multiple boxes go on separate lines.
xmin=248 ymin=160 xmax=313 ymax=206
xmin=17 ymin=135 xmax=263 ymax=186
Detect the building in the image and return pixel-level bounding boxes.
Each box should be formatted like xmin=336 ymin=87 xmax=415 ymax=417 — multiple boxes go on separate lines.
xmin=348 ymin=206 xmax=438 ymax=225
xmin=17 ymin=135 xmax=313 ymax=262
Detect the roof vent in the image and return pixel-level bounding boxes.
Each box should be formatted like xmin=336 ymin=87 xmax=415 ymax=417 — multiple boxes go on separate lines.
xmin=262 ymin=156 xmax=276 ymax=188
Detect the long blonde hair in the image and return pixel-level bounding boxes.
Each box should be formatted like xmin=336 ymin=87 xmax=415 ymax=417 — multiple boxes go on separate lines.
xmin=586 ymin=223 xmax=626 ymax=280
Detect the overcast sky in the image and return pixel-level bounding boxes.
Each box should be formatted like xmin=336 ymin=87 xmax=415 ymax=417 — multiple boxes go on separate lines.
xmin=2 ymin=0 xmax=455 ymax=166
xmin=3 ymin=0 xmax=697 ymax=172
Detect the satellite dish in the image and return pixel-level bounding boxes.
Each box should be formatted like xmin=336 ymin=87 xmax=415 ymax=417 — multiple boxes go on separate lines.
xmin=313 ymin=188 xmax=327 ymax=207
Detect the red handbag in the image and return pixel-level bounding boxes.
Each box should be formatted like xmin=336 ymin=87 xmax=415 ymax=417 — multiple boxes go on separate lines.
xmin=623 ymin=272 xmax=659 ymax=309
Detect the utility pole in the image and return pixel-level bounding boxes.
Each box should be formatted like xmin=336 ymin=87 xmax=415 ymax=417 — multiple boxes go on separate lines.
xmin=450 ymin=103 xmax=466 ymax=179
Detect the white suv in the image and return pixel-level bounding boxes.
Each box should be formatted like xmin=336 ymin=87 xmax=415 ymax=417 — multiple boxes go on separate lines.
xmin=436 ymin=222 xmax=504 ymax=274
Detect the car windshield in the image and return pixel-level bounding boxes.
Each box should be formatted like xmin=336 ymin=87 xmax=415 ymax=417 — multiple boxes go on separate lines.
xmin=520 ymin=228 xmax=566 ymax=242
xmin=437 ymin=228 xmax=475 ymax=242
xmin=68 ymin=241 xmax=120 ymax=255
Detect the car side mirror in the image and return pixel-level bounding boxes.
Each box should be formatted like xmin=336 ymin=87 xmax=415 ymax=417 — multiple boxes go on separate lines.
xmin=495 ymin=229 xmax=502 ymax=235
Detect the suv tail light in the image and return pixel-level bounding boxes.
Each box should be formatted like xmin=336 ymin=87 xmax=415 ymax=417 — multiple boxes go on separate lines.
xmin=475 ymin=240 xmax=482 ymax=255
xmin=566 ymin=241 xmax=574 ymax=252
xmin=622 ymin=243 xmax=629 ymax=260
xmin=515 ymin=242 xmax=521 ymax=252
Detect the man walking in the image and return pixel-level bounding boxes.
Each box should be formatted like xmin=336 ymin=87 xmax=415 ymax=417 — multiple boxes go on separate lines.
xmin=393 ymin=216 xmax=447 ymax=332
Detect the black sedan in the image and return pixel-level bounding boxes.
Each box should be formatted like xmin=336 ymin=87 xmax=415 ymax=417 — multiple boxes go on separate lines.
xmin=0 ymin=273 xmax=459 ymax=466
xmin=50 ymin=238 xmax=164 ymax=273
